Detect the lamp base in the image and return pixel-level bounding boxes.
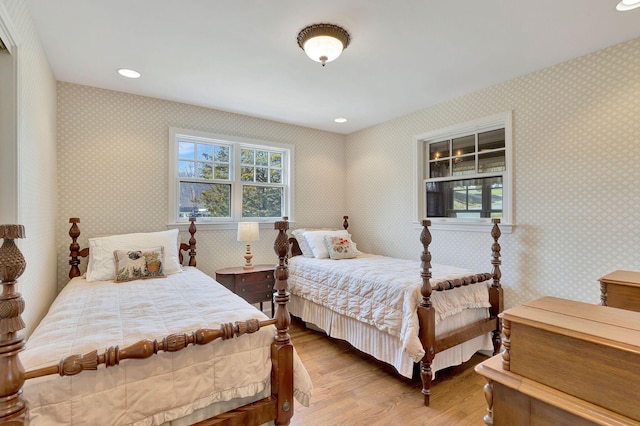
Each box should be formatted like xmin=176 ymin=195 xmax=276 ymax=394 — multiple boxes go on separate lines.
xmin=243 ymin=243 xmax=253 ymax=269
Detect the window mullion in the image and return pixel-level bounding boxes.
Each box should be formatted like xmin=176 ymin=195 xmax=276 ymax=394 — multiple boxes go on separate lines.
xmin=232 ymin=144 xmax=242 ymax=221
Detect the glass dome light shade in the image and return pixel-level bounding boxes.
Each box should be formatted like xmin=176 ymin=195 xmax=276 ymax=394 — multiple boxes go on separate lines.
xmin=616 ymin=0 xmax=640 ymax=11
xmin=303 ymin=36 xmax=345 ymax=64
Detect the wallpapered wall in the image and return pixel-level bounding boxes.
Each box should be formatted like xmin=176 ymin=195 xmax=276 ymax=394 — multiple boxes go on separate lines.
xmin=56 ymin=83 xmax=346 ymax=291
xmin=3 ymin=0 xmax=58 ymax=336
xmin=346 ymin=37 xmax=640 ymax=310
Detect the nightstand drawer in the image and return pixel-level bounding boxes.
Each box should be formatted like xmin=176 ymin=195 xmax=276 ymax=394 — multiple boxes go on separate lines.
xmin=238 ymin=271 xmax=273 ymax=284
xmin=241 ymin=290 xmax=274 ymax=304
xmin=236 ymin=280 xmax=273 ymax=294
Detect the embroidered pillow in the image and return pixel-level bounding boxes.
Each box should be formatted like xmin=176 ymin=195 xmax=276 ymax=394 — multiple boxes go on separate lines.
xmin=114 ymin=246 xmax=166 ymax=282
xmin=324 ymin=235 xmax=357 ymax=260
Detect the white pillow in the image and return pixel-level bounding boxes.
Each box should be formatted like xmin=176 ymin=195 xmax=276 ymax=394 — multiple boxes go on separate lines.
xmin=86 ymin=229 xmax=182 ymax=282
xmin=302 ymin=230 xmax=350 ymax=259
xmin=291 ymin=228 xmax=317 ymax=258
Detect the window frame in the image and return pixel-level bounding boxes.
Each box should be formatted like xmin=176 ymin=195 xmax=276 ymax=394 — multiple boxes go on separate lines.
xmin=168 ymin=128 xmax=294 ymax=229
xmin=413 ymin=112 xmax=513 ymax=233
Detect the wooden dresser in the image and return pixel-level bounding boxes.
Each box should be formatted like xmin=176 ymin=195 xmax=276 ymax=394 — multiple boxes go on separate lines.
xmin=599 ymin=270 xmax=640 ymax=312
xmin=475 ymin=297 xmax=640 ymax=426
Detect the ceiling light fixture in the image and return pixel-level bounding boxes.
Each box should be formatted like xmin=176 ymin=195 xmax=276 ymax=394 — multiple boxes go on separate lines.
xmin=334 ymin=118 xmax=347 ymax=123
xmin=117 ymin=68 xmax=141 ymax=78
xmin=616 ymin=0 xmax=640 ymax=10
xmin=297 ymin=23 xmax=351 ymax=66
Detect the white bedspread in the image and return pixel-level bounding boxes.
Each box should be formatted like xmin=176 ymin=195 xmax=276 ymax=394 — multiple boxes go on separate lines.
xmin=21 ymin=267 xmax=312 ymax=426
xmin=288 ymin=254 xmax=492 ymax=362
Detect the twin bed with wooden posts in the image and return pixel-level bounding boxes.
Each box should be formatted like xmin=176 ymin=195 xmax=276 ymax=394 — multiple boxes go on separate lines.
xmin=0 ymin=214 xmax=503 ymax=425
xmin=0 ymin=219 xmax=312 ymax=426
xmin=285 ymin=216 xmax=504 ymax=406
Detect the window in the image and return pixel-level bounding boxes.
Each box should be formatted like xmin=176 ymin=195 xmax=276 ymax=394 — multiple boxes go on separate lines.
xmin=414 ymin=112 xmax=512 ymax=231
xmin=169 ymin=128 xmax=293 ymax=225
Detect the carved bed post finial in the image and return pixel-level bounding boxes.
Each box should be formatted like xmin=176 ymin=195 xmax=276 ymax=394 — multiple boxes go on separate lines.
xmin=489 ymin=218 xmax=504 ymax=355
xmin=273 ymin=220 xmax=290 ymax=343
xmin=417 ymin=220 xmax=436 ymax=406
xmin=273 ymin=220 xmax=294 ymax=425
xmin=188 ymin=217 xmax=197 ymax=267
xmin=0 ymin=224 xmax=27 ymax=422
xmin=420 ymin=220 xmax=433 ymax=308
xmin=343 ymin=215 xmax=349 ymax=230
xmin=490 ymin=219 xmax=502 ymax=290
xmin=69 ymin=218 xmax=82 ymax=279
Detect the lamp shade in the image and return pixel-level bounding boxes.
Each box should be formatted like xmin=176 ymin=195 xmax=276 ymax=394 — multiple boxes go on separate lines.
xmin=237 ymin=222 xmax=259 ymax=242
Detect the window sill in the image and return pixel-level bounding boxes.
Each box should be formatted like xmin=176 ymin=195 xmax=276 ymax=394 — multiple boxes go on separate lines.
xmin=167 ymin=220 xmax=296 ymax=232
xmin=413 ymin=219 xmax=513 ymax=234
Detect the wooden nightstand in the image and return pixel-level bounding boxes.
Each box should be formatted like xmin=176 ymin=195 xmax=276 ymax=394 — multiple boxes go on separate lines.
xmin=599 ymin=270 xmax=640 ymax=312
xmin=216 ymin=264 xmax=275 ymax=313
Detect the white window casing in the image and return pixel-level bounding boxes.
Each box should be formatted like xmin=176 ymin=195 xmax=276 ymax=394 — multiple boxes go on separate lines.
xmin=413 ymin=112 xmax=513 ymax=233
xmin=168 ymin=127 xmax=294 ymax=230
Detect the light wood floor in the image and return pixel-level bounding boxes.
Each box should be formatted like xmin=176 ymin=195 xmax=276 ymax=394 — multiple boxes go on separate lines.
xmin=289 ymin=317 xmax=489 ymax=426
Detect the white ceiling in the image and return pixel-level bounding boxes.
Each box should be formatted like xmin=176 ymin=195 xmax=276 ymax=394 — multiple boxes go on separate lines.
xmin=24 ymin=0 xmax=640 ymax=134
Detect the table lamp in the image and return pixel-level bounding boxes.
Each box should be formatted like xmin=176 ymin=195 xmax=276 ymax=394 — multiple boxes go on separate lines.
xmin=237 ymin=222 xmax=259 ymax=269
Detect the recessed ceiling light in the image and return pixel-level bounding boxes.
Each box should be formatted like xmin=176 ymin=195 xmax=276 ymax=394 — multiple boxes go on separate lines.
xmin=616 ymin=0 xmax=640 ymax=11
xmin=334 ymin=117 xmax=347 ymax=123
xmin=117 ymin=68 xmax=141 ymax=78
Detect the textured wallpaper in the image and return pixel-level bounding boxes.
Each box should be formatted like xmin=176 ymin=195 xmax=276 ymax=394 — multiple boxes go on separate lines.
xmin=56 ymin=83 xmax=346 ymax=290
xmin=346 ymin=37 xmax=640 ymax=310
xmin=54 ymin=36 xmax=640 ymax=312
xmin=3 ymin=0 xmax=58 ymax=336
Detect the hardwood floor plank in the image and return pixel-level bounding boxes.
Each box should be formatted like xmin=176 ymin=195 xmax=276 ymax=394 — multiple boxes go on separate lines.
xmin=290 ymin=318 xmax=487 ymax=425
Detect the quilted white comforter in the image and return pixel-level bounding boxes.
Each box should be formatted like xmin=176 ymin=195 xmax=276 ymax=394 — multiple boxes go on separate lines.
xmin=21 ymin=267 xmax=312 ymax=426
xmin=288 ymin=254 xmax=492 ymax=362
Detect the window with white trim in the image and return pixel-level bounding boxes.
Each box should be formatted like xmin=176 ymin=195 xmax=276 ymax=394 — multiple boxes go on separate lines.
xmin=169 ymin=128 xmax=293 ymax=224
xmin=414 ymin=112 xmax=512 ymax=230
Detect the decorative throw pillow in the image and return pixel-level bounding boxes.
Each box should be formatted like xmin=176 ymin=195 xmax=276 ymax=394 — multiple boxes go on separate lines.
xmin=324 ymin=235 xmax=357 ymax=260
xmin=114 ymin=246 xmax=166 ymax=282
xmin=86 ymin=228 xmax=182 ymax=282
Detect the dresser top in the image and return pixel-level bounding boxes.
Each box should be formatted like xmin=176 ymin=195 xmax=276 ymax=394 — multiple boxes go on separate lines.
xmin=599 ymin=269 xmax=640 ymax=287
xmin=501 ymin=296 xmax=640 ymax=352
xmin=215 ymin=264 xmax=275 ymax=275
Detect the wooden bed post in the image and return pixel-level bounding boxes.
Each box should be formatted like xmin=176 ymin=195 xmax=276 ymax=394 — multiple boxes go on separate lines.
xmin=489 ymin=219 xmax=503 ymax=355
xmin=272 ymin=220 xmax=294 ymax=425
xmin=178 ymin=217 xmax=197 ymax=267
xmin=68 ymin=218 xmax=89 ymax=279
xmin=417 ymin=220 xmax=436 ymax=407
xmin=68 ymin=218 xmax=82 ymax=279
xmin=0 ymin=224 xmax=27 ymax=424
